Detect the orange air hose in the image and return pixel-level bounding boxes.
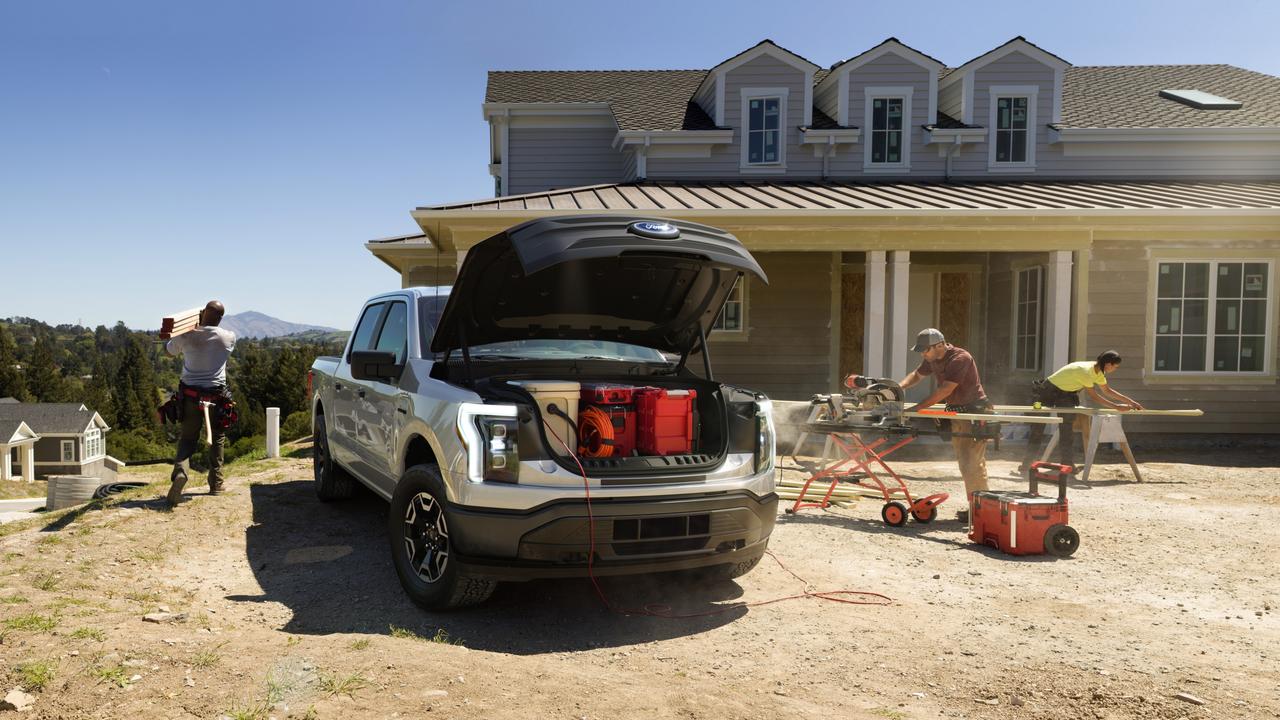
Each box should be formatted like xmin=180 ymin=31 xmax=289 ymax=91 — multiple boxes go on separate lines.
xmin=577 ymin=406 xmax=616 ymax=457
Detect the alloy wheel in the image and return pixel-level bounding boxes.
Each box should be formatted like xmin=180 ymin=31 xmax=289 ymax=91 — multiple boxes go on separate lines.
xmin=403 ymin=492 xmax=450 ymax=583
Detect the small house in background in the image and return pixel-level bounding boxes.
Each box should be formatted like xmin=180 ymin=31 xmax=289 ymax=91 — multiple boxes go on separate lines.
xmin=0 ymin=401 xmax=115 ymax=482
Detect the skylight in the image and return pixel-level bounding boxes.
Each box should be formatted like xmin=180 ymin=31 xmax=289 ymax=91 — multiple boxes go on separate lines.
xmin=1159 ymin=89 xmax=1243 ymax=110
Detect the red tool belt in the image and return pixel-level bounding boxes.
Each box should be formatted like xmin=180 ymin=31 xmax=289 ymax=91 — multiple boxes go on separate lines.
xmin=177 ymin=384 xmax=239 ymax=430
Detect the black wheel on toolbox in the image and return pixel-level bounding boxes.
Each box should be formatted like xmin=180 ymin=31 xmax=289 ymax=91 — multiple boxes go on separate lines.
xmin=1044 ymin=524 xmax=1080 ymax=557
xmin=881 ymin=501 xmax=908 ymax=527
xmin=388 ymin=464 xmax=496 ymax=609
xmin=313 ymin=412 xmax=355 ymax=501
xmin=910 ymin=502 xmax=936 ymax=524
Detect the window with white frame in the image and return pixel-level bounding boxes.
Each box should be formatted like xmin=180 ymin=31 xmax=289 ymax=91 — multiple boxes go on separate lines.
xmin=84 ymin=429 xmax=102 ymax=459
xmin=1154 ymin=260 xmax=1271 ymax=373
xmin=864 ymin=87 xmax=912 ymax=170
xmin=61 ymin=440 xmax=75 ymax=463
xmin=1014 ymin=266 xmax=1044 ymax=371
xmin=712 ymin=277 xmax=745 ymax=333
xmin=988 ymin=86 xmax=1038 ymax=169
xmin=743 ymin=94 xmax=784 ymax=166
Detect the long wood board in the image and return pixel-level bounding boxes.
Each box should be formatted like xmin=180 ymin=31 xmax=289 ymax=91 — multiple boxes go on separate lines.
xmin=992 ymin=405 xmax=1204 ymax=417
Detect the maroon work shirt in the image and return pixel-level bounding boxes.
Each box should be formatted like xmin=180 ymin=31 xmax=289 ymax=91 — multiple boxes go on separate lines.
xmin=915 ymin=345 xmax=987 ymax=407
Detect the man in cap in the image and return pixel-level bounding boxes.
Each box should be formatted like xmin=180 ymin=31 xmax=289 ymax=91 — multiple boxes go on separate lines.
xmin=163 ymin=300 xmax=237 ymax=506
xmin=897 ymin=328 xmax=991 ymax=518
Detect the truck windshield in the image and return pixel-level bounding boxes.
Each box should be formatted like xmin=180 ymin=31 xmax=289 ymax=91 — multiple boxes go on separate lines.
xmin=417 ymin=292 xmax=672 ymax=364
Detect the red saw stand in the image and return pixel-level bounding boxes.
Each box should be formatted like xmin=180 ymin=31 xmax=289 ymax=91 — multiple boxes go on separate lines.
xmin=785 ymin=429 xmax=949 ymax=527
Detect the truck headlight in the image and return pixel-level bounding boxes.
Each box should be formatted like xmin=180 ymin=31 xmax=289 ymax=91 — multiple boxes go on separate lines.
xmin=754 ymin=399 xmax=775 ymax=475
xmin=458 ymin=403 xmax=519 ymax=483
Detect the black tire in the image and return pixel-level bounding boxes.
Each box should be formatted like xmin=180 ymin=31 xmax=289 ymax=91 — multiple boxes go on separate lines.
xmin=688 ymin=553 xmax=764 ymax=583
xmin=910 ymin=502 xmax=937 ymax=524
xmin=881 ymin=501 xmax=908 ymax=527
xmin=388 ymin=464 xmax=496 ymax=610
xmin=313 ymin=412 xmax=356 ymax=501
xmin=1044 ymin=524 xmax=1080 ymax=557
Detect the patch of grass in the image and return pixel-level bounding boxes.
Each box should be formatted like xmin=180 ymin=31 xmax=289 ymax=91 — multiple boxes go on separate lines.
xmin=17 ymin=660 xmax=56 ymax=692
xmin=0 ymin=594 xmax=29 ymax=604
xmin=318 ymin=671 xmax=369 ymax=697
xmin=31 ymin=572 xmax=59 ymax=591
xmin=191 ymin=642 xmax=227 ymax=669
xmin=93 ymin=664 xmax=129 ymax=688
xmin=285 ymin=635 xmax=301 ymax=647
xmin=431 ymin=628 xmax=460 ymax=645
xmin=124 ymin=590 xmax=163 ymax=605
xmin=223 ymin=700 xmax=271 ymax=720
xmin=4 ymin=613 xmax=58 ymax=633
xmin=70 ymin=627 xmax=105 ymax=641
xmin=388 ymin=625 xmax=421 ymax=641
xmin=349 ymin=638 xmax=371 ymax=650
xmin=870 ymin=710 xmax=907 ymax=720
xmin=265 ymin=673 xmax=287 ymax=704
xmin=134 ymin=549 xmax=164 ymax=563
xmin=36 ymin=534 xmax=64 ymax=547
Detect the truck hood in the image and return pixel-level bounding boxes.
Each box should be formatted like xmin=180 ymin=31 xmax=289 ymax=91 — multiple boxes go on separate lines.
xmin=430 ymin=216 xmax=767 ymax=356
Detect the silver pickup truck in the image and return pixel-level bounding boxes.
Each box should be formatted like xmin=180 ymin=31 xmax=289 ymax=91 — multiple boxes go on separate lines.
xmin=310 ymin=216 xmax=777 ymax=609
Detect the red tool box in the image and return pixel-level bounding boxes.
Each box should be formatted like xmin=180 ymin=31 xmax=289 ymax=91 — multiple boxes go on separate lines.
xmin=635 ymin=387 xmax=696 ymax=455
xmin=578 ymin=384 xmax=637 ymax=457
xmin=969 ymin=461 xmax=1080 ymax=557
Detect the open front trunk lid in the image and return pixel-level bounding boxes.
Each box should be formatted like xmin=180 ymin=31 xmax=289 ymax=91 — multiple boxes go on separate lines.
xmin=430 ymin=216 xmax=767 ymax=356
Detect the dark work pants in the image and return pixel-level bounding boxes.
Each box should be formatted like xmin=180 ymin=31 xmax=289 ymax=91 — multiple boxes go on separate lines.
xmin=1022 ymin=380 xmax=1081 ymax=469
xmin=175 ymin=394 xmax=225 ymax=489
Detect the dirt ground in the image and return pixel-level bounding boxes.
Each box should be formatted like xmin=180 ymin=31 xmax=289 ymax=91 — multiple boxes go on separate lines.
xmin=1 ymin=442 xmax=1277 ymax=720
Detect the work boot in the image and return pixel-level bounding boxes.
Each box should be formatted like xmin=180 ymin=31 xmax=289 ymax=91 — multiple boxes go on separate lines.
xmin=207 ymin=479 xmax=224 ymax=495
xmin=167 ymin=465 xmax=189 ymax=506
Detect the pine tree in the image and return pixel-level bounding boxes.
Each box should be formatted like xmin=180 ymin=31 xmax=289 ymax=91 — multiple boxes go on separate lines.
xmin=0 ymin=323 xmax=32 ymax=401
xmin=25 ymin=331 xmax=71 ymax=402
xmin=114 ymin=335 xmax=160 ymax=434
xmin=84 ymin=352 xmax=117 ymax=426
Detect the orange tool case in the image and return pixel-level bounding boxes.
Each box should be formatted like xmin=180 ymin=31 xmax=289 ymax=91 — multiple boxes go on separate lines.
xmin=969 ymin=462 xmax=1080 ymax=557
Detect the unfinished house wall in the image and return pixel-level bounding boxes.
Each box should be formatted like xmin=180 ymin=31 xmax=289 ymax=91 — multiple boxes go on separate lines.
xmin=706 ymin=252 xmax=835 ymax=400
xmin=1086 ymin=233 xmax=1280 ymax=434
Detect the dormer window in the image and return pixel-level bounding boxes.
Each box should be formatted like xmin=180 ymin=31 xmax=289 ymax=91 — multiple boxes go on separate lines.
xmin=987 ymin=85 xmax=1038 ymax=171
xmin=740 ymin=87 xmax=788 ymax=172
xmin=863 ymin=86 xmax=913 ymax=172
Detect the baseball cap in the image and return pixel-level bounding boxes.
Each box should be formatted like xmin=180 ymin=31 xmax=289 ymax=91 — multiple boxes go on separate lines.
xmin=911 ymin=328 xmax=946 ymax=352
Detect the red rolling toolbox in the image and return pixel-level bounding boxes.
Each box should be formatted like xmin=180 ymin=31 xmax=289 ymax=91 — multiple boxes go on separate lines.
xmin=635 ymin=387 xmax=696 ymax=455
xmin=969 ymin=461 xmax=1080 ymax=557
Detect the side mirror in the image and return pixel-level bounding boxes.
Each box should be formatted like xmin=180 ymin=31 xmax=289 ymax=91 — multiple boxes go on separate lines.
xmin=349 ymin=350 xmax=402 ymax=383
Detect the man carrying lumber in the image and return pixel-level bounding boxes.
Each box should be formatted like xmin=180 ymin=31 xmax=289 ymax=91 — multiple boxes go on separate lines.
xmin=163 ymin=301 xmax=237 ymax=506
xmin=1021 ymin=350 xmax=1144 ymax=472
xmin=897 ymin=328 xmax=991 ymax=518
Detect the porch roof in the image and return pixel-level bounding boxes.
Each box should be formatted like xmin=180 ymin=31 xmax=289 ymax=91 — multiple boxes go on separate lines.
xmin=421 ymin=179 xmax=1280 ymax=214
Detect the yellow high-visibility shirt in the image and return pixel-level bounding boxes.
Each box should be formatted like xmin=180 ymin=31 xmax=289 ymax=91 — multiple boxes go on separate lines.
xmin=1047 ymin=361 xmax=1107 ymax=393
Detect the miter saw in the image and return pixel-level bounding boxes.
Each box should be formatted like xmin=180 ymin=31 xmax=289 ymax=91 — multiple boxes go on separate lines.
xmin=808 ymin=375 xmax=906 ymax=427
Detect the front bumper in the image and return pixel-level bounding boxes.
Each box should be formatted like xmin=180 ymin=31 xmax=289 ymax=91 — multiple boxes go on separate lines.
xmin=447 ymin=490 xmax=778 ymax=581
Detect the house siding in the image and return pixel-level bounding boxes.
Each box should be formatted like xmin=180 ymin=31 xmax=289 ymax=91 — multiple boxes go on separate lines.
xmin=951 ymin=51 xmax=1056 ymax=177
xmin=693 ymin=75 xmax=717 ymax=124
xmin=506 ymin=126 xmax=626 ymax=194
xmin=708 ymin=252 xmax=834 ymax=400
xmin=1085 ymin=235 xmax=1280 ymax=435
xmin=34 ymin=436 xmax=79 ymax=463
xmin=648 ymin=55 xmax=823 ymax=180
xmin=830 ymin=53 xmax=944 ymax=178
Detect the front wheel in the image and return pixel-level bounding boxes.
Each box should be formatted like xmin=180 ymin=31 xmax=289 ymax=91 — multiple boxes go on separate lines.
xmin=1044 ymin=524 xmax=1080 ymax=558
xmin=388 ymin=465 xmax=496 ymax=609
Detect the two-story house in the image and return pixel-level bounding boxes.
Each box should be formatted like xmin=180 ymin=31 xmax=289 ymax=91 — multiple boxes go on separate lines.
xmin=369 ymin=37 xmax=1280 ymax=435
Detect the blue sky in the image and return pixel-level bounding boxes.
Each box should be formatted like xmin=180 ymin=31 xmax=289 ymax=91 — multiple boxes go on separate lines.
xmin=2 ymin=0 xmax=1277 ymax=330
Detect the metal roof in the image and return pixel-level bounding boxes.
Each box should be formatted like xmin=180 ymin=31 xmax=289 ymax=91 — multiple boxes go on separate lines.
xmin=420 ymin=179 xmax=1280 ymax=214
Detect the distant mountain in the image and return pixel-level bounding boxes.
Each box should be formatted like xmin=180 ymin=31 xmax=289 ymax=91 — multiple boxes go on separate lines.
xmin=220 ymin=312 xmax=340 ymax=339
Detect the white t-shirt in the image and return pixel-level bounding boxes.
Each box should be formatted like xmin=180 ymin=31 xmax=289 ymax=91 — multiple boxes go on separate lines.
xmin=166 ymin=326 xmax=237 ymax=387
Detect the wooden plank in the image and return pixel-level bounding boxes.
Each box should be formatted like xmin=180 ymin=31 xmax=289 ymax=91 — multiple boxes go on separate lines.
xmin=993 ymin=405 xmax=1204 ymax=417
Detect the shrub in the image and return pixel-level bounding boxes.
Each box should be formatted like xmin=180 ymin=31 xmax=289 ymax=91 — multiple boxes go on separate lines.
xmin=106 ymin=430 xmax=171 ymax=463
xmin=280 ymin=411 xmax=311 ymax=441
xmin=225 ymin=435 xmax=266 ymax=464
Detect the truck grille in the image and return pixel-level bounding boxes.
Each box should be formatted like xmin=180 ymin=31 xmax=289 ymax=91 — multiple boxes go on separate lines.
xmin=611 ymin=514 xmax=711 ymax=556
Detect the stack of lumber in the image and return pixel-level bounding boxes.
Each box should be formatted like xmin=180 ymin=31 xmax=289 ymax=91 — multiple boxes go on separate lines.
xmin=159 ymin=307 xmax=202 ymax=340
xmin=776 ymin=476 xmax=865 ymax=509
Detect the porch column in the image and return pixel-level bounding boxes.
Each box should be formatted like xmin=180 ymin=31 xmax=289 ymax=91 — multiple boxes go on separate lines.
xmin=22 ymin=444 xmax=34 ymax=483
xmin=886 ymin=251 xmax=911 ymax=381
xmin=1 ymin=445 xmax=10 ymax=481
xmin=863 ymin=251 xmax=887 ymax=378
xmin=1044 ymin=250 xmax=1073 ymax=372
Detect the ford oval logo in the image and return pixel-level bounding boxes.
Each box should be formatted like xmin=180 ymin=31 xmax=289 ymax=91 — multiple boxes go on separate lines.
xmin=627 ymin=220 xmax=681 ymax=240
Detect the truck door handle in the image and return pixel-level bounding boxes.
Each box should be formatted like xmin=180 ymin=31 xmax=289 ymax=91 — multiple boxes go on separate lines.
xmin=357 ymin=390 xmax=366 ymax=399
xmin=334 ymin=382 xmax=343 ymax=391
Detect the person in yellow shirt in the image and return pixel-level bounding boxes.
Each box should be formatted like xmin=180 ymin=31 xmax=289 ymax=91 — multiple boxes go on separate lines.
xmin=1021 ymin=350 xmax=1144 ymax=471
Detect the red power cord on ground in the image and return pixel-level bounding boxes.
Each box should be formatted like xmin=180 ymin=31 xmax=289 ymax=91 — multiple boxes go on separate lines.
xmin=540 ymin=418 xmax=893 ymax=617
